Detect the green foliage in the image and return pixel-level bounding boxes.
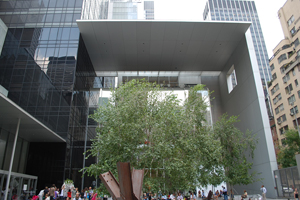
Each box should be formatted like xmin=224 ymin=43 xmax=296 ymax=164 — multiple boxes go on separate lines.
xmin=83 ymin=79 xmax=257 ymax=194
xmin=212 ymin=114 xmax=258 ymax=186
xmin=64 ymin=179 xmax=73 ymax=184
xmin=277 ymin=129 xmax=300 ymax=168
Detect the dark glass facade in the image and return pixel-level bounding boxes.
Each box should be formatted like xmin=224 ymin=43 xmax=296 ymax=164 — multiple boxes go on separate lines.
xmin=0 ymin=0 xmax=100 ymax=190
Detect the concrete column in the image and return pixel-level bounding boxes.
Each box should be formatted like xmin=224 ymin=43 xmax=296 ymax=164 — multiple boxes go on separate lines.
xmin=296 ymin=154 xmax=300 ymax=178
xmin=4 ymin=118 xmax=21 ymax=200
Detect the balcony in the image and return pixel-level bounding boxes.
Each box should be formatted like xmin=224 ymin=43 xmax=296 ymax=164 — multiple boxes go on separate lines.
xmin=284 ymin=55 xmax=300 ymax=75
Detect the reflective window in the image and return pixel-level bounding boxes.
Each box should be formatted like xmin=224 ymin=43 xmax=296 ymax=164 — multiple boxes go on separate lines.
xmin=62 ymin=28 xmax=71 ymax=40
xmin=288 ymin=95 xmax=296 ymax=105
xmin=294 ymin=38 xmax=299 ymax=48
xmin=287 ymin=15 xmax=295 ymax=26
xmin=0 ymin=130 xmax=8 ymax=169
xmin=49 ymin=28 xmax=58 ymax=40
xmin=278 ymin=54 xmax=287 ymax=64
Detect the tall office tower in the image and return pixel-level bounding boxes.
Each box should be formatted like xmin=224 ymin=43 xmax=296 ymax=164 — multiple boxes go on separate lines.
xmin=268 ymin=0 xmax=300 ymax=147
xmin=0 ymin=0 xmax=103 ymax=190
xmin=81 ymin=0 xmax=154 ymax=20
xmin=203 ymin=0 xmax=271 ymax=98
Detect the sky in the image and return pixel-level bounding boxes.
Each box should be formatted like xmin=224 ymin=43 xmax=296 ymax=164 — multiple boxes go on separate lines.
xmin=154 ymin=0 xmax=287 ymax=58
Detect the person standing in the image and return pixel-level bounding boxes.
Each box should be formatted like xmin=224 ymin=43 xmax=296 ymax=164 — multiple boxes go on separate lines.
xmin=202 ymin=190 xmax=206 ymax=198
xmin=260 ymin=185 xmax=267 ymax=200
xmin=38 ymin=189 xmax=44 ymax=200
xmin=73 ymin=193 xmax=81 ymax=200
xmin=230 ymin=189 xmax=234 ymax=200
xmin=49 ymin=185 xmax=55 ymax=200
xmin=60 ymin=186 xmax=64 ymax=200
xmin=222 ymin=186 xmax=228 ymax=200
xmin=294 ymin=188 xmax=298 ymax=200
xmin=88 ymin=187 xmax=93 ymax=200
xmin=44 ymin=187 xmax=49 ymax=198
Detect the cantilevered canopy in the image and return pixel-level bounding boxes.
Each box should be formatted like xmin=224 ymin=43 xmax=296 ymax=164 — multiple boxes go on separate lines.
xmin=0 ymin=93 xmax=65 ymax=142
xmin=77 ymin=20 xmax=251 ymax=72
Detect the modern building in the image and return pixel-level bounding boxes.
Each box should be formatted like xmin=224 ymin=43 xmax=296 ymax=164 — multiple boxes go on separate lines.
xmin=0 ymin=0 xmax=102 ymax=193
xmin=81 ymin=0 xmax=154 ymax=20
xmin=268 ymin=0 xmax=300 ymax=147
xmin=0 ymin=0 xmax=278 ymax=198
xmin=203 ymin=0 xmax=273 ymax=115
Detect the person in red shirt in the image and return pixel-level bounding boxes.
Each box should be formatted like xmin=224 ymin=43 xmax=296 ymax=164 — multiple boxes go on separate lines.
xmin=67 ymin=190 xmax=71 ymax=200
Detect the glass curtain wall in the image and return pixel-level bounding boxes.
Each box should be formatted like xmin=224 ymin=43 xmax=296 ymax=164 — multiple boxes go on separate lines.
xmin=0 ymin=0 xmax=99 ymax=189
xmin=81 ymin=0 xmax=154 ymax=20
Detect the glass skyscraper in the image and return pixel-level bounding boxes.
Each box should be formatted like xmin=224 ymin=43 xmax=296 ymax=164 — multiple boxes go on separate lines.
xmin=81 ymin=0 xmax=154 ymax=20
xmin=0 ymin=0 xmax=103 ymax=189
xmin=203 ymin=0 xmax=271 ymax=96
xmin=0 ymin=0 xmax=153 ymax=191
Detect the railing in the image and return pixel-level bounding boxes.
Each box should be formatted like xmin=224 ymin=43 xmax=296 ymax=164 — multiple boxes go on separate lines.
xmin=274 ymin=166 xmax=300 ymax=198
xmin=269 ymin=44 xmax=292 ymax=62
xmin=269 ymin=25 xmax=300 ymax=62
xmin=284 ymin=55 xmax=300 ymax=75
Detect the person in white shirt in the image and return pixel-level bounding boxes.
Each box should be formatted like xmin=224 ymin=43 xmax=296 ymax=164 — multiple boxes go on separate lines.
xmin=177 ymin=193 xmax=183 ymax=200
xmin=260 ymin=185 xmax=267 ymax=200
xmin=60 ymin=186 xmax=65 ymax=200
xmin=170 ymin=193 xmax=176 ymax=200
xmin=190 ymin=192 xmax=196 ymax=200
xmin=38 ymin=190 xmax=44 ymax=200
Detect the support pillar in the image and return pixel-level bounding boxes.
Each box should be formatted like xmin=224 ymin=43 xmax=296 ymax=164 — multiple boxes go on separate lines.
xmin=4 ymin=118 xmax=21 ymax=200
xmin=81 ymin=91 xmax=90 ymax=190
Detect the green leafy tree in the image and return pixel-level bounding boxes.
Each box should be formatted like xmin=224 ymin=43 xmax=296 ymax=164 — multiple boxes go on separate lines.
xmin=277 ymin=129 xmax=300 ymax=168
xmin=212 ymin=114 xmax=258 ymax=189
xmin=83 ymin=79 xmax=257 ymax=193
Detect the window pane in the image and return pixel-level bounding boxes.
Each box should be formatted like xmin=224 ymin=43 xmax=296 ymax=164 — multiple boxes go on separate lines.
xmin=12 ymin=139 xmax=22 ymax=172
xmin=3 ymin=133 xmax=14 ymax=170
xmin=18 ymin=140 xmax=28 ymax=173
xmin=61 ymin=28 xmax=70 ymax=40
xmin=49 ymin=28 xmax=58 ymax=40
xmin=69 ymin=28 xmax=79 ymax=40
xmin=0 ymin=130 xmax=8 ymax=168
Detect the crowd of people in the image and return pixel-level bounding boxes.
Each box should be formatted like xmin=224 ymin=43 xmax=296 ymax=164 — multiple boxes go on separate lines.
xmin=37 ymin=185 xmax=100 ymax=200
xmin=3 ymin=184 xmax=298 ymax=200
xmin=140 ymin=185 xmax=273 ymax=200
xmin=141 ymin=186 xmax=229 ymax=200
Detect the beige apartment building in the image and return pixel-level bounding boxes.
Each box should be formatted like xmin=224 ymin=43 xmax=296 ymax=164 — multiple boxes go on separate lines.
xmin=268 ymin=0 xmax=300 ymax=146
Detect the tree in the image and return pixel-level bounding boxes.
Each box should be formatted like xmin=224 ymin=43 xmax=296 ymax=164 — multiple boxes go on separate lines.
xmin=277 ymin=129 xmax=300 ymax=168
xmin=212 ymin=114 xmax=258 ymax=190
xmin=83 ymin=79 xmax=257 ymax=193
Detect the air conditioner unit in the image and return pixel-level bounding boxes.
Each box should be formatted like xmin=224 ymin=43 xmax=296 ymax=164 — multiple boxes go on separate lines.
xmin=291 ymin=112 xmax=294 ymax=116
xmin=277 ymin=121 xmax=282 ymax=125
xmin=283 ymin=79 xmax=287 ymax=83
